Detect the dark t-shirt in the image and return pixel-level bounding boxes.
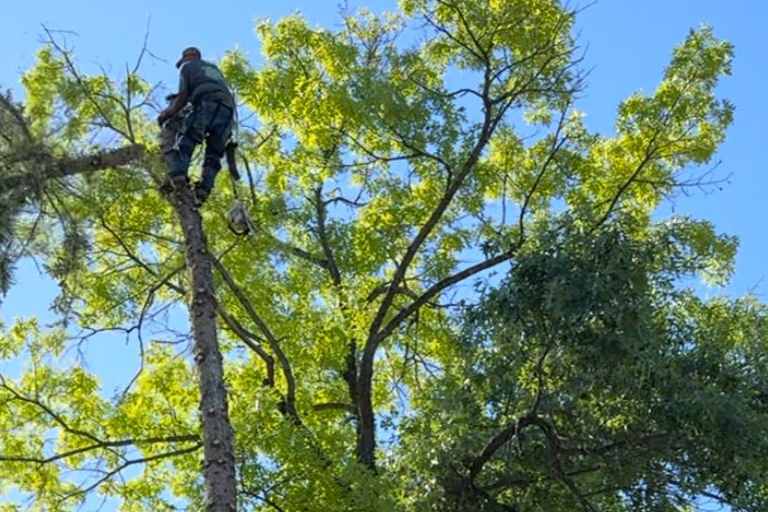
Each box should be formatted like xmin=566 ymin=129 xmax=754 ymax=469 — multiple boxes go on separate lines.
xmin=178 ymin=59 xmax=234 ymax=108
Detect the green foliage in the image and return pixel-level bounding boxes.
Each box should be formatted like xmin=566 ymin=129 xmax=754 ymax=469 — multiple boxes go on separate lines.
xmin=0 ymin=90 xmax=38 ymax=297
xmin=20 ymin=48 xmax=65 ymax=136
xmin=401 ymin=218 xmax=766 ymax=511
xmin=1 ymin=1 xmax=762 ymax=511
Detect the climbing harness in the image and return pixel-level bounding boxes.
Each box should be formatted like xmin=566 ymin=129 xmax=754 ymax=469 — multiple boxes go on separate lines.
xmin=161 ymin=90 xmax=255 ymax=236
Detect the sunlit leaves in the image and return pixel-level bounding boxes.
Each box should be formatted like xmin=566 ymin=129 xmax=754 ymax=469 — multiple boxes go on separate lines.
xmin=20 ymin=48 xmax=65 ymax=136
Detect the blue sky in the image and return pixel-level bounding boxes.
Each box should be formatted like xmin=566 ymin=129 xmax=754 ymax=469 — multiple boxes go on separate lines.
xmin=0 ymin=2 xmax=764 ymax=508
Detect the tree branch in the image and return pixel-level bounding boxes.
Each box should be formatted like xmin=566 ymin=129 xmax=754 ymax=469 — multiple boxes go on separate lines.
xmin=0 ymin=434 xmax=199 ymax=465
xmin=468 ymin=415 xmax=536 ymax=481
xmin=211 ymin=257 xmax=299 ymax=422
xmin=217 ymin=306 xmax=276 ymax=387
xmin=43 ymin=25 xmax=134 ymax=142
xmin=313 ymin=186 xmax=342 ymax=286
xmin=0 ymin=375 xmax=104 ymax=445
xmin=57 ymin=442 xmax=203 ymax=504
xmin=377 ymin=247 xmax=517 ymax=343
xmin=0 ymin=144 xmax=145 ymax=193
xmin=0 ymin=93 xmax=33 ymax=142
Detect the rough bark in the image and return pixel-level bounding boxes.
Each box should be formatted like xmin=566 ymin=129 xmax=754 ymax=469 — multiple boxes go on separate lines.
xmin=169 ymin=183 xmax=237 ymax=512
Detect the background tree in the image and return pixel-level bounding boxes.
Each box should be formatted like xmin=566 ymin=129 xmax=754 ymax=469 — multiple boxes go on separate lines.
xmin=1 ymin=1 xmax=764 ymax=511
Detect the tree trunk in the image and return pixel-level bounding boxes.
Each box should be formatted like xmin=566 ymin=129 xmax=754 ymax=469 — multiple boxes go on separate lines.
xmin=170 ymin=183 xmax=237 ymax=512
xmin=356 ymin=353 xmax=376 ymax=469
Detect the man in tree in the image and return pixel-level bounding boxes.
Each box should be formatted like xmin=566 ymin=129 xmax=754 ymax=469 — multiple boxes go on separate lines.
xmin=157 ymin=46 xmax=235 ymax=205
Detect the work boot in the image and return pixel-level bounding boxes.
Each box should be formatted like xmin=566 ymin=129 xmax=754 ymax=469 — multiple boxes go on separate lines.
xmin=170 ymin=174 xmax=189 ymax=190
xmin=158 ymin=174 xmax=189 ymax=195
xmin=193 ymin=182 xmax=211 ymax=207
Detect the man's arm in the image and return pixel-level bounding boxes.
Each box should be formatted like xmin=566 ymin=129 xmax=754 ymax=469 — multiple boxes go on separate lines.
xmin=157 ymin=66 xmax=190 ymax=125
xmin=157 ymin=90 xmax=189 ymax=125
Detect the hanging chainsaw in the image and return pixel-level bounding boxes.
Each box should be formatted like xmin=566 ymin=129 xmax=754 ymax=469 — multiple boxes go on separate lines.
xmin=222 ymin=91 xmax=257 ymax=237
xmin=224 ymin=140 xmax=254 ymax=236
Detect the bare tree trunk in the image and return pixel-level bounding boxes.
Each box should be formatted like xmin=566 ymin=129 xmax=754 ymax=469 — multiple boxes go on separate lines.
xmin=170 ymin=183 xmax=237 ymax=512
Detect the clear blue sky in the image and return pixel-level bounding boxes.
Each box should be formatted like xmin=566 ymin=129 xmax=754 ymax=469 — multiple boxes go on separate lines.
xmin=1 ymin=2 xmax=762 ymax=510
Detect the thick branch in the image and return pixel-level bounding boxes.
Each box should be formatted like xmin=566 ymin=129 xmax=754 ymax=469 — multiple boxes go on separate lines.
xmin=378 ymin=248 xmax=517 ymax=344
xmin=217 ymin=307 xmax=276 ymax=387
xmin=356 ymin=26 xmax=518 ymax=465
xmin=469 ymin=415 xmax=536 ymax=481
xmin=365 ymin=110 xmax=491 ymax=343
xmin=472 ymin=414 xmax=598 ymax=511
xmin=313 ymin=186 xmax=342 ymax=286
xmin=1 ymin=144 xmax=145 ymax=193
xmin=532 ymin=417 xmax=597 ymax=512
xmin=211 ymin=257 xmax=299 ymax=422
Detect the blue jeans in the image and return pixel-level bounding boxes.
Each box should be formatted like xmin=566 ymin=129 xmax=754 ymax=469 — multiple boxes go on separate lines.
xmin=169 ymin=99 xmax=234 ymax=190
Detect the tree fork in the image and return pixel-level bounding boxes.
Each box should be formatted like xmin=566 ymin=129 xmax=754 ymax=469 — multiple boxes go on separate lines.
xmin=169 ymin=183 xmax=237 ymax=512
